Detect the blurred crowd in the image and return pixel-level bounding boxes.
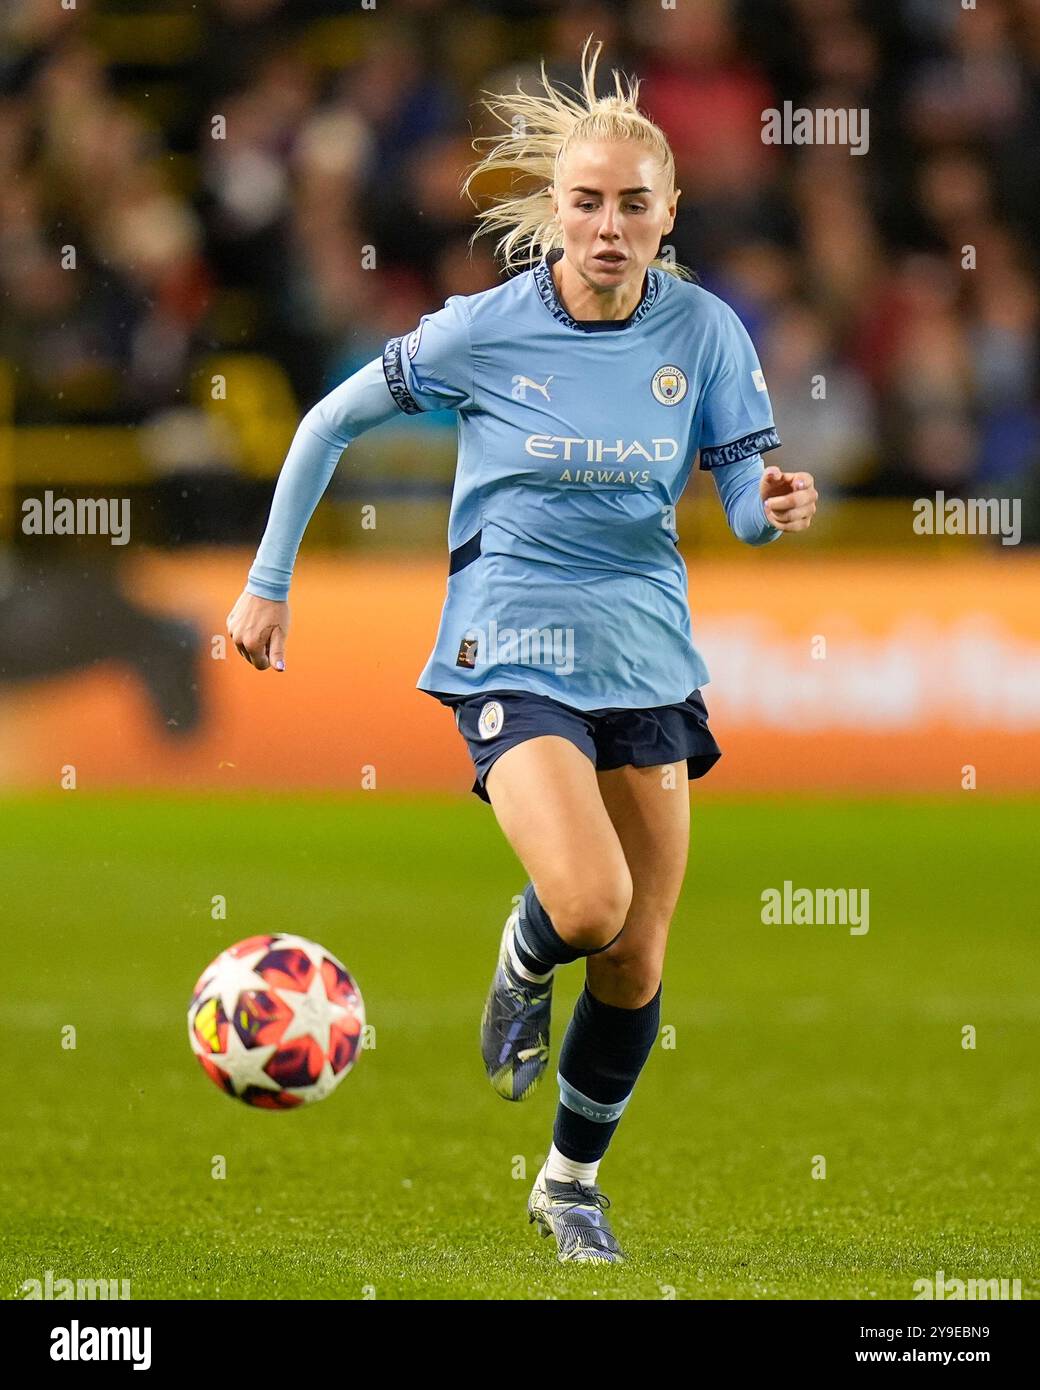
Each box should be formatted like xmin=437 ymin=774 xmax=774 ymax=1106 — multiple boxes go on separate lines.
xmin=2 ymin=0 xmax=1039 ymax=500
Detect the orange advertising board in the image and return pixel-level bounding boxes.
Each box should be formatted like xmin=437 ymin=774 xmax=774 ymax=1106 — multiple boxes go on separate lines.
xmin=1 ymin=551 xmax=1037 ymax=793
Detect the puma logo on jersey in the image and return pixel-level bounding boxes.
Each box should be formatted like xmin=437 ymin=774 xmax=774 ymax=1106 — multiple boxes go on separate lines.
xmin=512 ymin=373 xmax=554 ymax=402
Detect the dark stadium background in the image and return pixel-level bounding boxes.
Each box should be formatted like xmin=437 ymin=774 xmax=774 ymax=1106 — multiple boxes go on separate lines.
xmin=3 ymin=0 xmax=1038 ymax=519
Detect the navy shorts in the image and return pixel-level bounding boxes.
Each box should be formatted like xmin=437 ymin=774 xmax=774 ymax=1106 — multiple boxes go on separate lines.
xmin=430 ymin=688 xmax=722 ymax=803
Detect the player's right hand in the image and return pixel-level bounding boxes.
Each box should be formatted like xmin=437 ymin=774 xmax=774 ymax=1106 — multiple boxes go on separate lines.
xmin=226 ymin=590 xmax=290 ymax=672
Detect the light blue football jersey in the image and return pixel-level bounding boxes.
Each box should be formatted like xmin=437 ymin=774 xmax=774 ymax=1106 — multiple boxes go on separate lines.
xmin=246 ymin=248 xmax=782 ymax=709
xmin=383 ymin=248 xmax=781 ymax=708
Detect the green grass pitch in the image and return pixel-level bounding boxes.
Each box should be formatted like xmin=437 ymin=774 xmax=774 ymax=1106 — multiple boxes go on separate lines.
xmin=1 ymin=791 xmax=1037 ymax=1300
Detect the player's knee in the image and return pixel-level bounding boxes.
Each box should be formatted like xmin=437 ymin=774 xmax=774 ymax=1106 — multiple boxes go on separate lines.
xmin=591 ymin=944 xmax=664 ymax=1008
xmin=546 ymin=870 xmax=633 ymax=951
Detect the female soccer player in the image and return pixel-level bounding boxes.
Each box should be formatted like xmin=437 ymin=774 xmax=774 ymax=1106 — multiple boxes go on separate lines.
xmin=227 ymin=37 xmax=817 ymax=1264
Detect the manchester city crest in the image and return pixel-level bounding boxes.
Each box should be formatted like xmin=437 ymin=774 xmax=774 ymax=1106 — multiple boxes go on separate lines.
xmin=478 ymin=701 xmax=505 ymax=739
xmin=651 ymin=365 xmax=688 ymax=405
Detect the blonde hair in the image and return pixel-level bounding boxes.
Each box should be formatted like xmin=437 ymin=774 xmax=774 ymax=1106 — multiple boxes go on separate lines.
xmin=462 ymin=34 xmax=693 ymax=280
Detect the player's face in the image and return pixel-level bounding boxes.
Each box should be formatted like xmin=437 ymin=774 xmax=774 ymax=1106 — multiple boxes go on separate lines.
xmin=552 ymin=140 xmax=678 ymax=290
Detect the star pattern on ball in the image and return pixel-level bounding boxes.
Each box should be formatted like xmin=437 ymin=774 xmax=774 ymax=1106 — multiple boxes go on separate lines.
xmin=285 ymin=1058 xmax=338 ymax=1104
xmin=277 ymin=960 xmax=355 ymax=1055
xmin=189 ymin=933 xmax=364 ymax=1108
xmin=199 ymin=943 xmax=271 ymax=1022
xmin=206 ymin=1021 xmax=281 ymax=1095
xmin=267 ymin=933 xmax=326 ymax=956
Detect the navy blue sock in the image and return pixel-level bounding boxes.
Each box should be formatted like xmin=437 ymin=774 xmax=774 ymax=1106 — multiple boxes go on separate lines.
xmin=513 ymin=882 xmax=620 ymax=974
xmin=553 ymin=981 xmax=662 ymax=1164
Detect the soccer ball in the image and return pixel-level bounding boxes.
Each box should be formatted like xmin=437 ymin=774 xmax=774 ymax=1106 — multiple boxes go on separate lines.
xmin=187 ymin=933 xmax=365 ymax=1109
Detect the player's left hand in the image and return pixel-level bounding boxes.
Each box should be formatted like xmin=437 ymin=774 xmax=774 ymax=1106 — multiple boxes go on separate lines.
xmin=760 ymin=466 xmax=817 ymax=532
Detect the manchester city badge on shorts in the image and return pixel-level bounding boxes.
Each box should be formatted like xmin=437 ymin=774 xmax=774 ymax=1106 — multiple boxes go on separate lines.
xmin=477 ymin=701 xmax=504 ymax=739
xmin=651 ymin=364 xmax=688 ymax=405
